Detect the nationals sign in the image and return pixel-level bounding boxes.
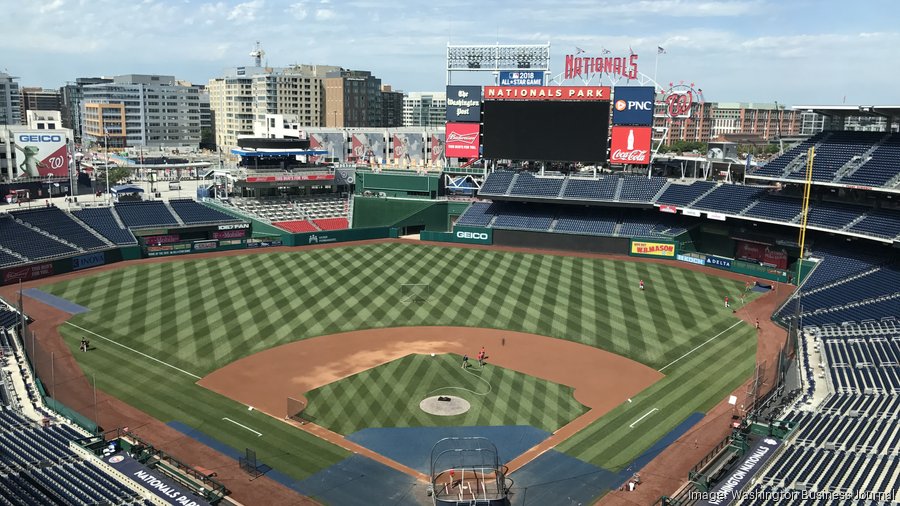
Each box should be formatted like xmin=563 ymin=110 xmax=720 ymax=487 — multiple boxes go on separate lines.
xmin=662 ymin=82 xmax=704 ymax=119
xmin=484 ymin=86 xmax=610 ymax=101
xmin=445 ymin=123 xmax=481 ymax=158
xmin=565 ymin=53 xmax=639 ymax=80
xmin=609 ymin=126 xmax=652 ymax=165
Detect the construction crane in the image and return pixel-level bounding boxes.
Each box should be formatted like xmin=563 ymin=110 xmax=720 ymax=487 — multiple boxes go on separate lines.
xmin=250 ymin=42 xmax=265 ymax=67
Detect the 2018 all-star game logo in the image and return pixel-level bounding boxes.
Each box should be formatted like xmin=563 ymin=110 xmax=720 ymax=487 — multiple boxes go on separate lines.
xmin=662 ymin=81 xmax=704 ymax=119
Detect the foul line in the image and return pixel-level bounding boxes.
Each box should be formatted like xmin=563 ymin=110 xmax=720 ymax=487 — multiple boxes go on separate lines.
xmin=223 ymin=417 xmax=262 ymax=437
xmin=657 ymin=321 xmax=743 ymax=373
xmin=65 ymin=322 xmax=202 ymax=380
xmin=629 ymin=408 xmax=659 ymax=428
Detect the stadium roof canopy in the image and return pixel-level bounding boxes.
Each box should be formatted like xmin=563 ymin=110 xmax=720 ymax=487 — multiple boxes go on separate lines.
xmin=791 ymin=104 xmax=900 ymax=121
xmin=230 ymin=149 xmax=328 ymax=157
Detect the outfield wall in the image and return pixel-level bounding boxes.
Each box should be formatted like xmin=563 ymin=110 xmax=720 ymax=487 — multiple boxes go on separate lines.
xmin=352 ymin=196 xmax=467 ymax=232
xmin=0 ymin=248 xmax=127 ymax=286
xmin=493 ymin=229 xmax=631 ymax=254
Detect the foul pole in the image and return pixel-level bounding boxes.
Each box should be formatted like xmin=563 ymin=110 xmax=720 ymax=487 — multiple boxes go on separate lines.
xmin=796 ymin=147 xmax=815 ymax=283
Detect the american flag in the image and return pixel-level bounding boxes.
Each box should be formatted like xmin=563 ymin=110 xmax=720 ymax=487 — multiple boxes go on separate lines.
xmin=658 ymin=46 xmax=667 ymax=54
xmin=575 ymin=46 xmax=585 ymax=54
xmin=601 ymin=47 xmax=611 ymax=55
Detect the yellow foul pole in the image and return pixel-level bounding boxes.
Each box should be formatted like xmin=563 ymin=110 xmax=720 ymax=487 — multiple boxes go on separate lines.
xmin=796 ymin=147 xmax=815 ymax=283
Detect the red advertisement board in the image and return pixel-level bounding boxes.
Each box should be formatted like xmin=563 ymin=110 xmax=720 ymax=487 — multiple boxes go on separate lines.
xmin=144 ymin=234 xmax=180 ymax=245
xmin=609 ymin=126 xmax=652 ymax=165
xmin=445 ymin=123 xmax=481 ymax=158
xmin=3 ymin=262 xmax=54 ymax=284
xmin=212 ymin=229 xmax=247 ymax=240
xmin=484 ymin=86 xmax=610 ymax=101
xmin=245 ymin=174 xmax=334 ymax=182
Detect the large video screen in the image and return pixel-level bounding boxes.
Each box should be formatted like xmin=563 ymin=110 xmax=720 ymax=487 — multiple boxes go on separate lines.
xmin=482 ymin=100 xmax=610 ymax=162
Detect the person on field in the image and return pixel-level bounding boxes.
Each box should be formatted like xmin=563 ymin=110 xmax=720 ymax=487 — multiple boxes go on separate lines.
xmin=724 ymin=296 xmax=730 ymax=308
xmin=462 ymin=354 xmax=469 ymax=369
xmin=639 ymin=279 xmax=645 ymax=291
xmin=477 ymin=349 xmax=486 ymax=368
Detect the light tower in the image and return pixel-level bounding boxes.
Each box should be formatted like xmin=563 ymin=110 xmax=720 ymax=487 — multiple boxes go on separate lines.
xmin=250 ymin=42 xmax=265 ymax=67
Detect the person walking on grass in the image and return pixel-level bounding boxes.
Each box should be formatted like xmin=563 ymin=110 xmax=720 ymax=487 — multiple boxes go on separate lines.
xmin=724 ymin=296 xmax=730 ymax=308
xmin=639 ymin=279 xmax=645 ymax=291
xmin=462 ymin=354 xmax=469 ymax=369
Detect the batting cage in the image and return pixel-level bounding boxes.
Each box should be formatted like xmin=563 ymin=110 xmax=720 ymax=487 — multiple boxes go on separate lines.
xmin=429 ymin=437 xmax=509 ymax=505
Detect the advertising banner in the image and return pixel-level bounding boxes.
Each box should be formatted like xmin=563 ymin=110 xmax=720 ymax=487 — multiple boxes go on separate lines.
xmin=707 ymin=212 xmax=727 ymax=221
xmin=193 ymin=240 xmax=218 ymax=251
xmin=677 ymin=253 xmax=706 ymax=265
xmin=659 ymin=205 xmax=677 ymax=214
xmin=430 ymin=133 xmax=445 ymax=165
xmin=682 ymin=209 xmax=702 ymax=217
xmin=392 ymin=133 xmax=425 ymax=163
xmin=308 ymin=132 xmax=346 ymax=162
xmin=145 ymin=243 xmax=193 ymax=257
xmin=612 ymin=86 xmax=655 ymax=126
xmin=499 ymin=71 xmax=544 ymax=86
xmin=484 ymin=86 xmax=610 ymax=101
xmin=2 ymin=262 xmax=54 ymax=283
xmin=144 ymin=234 xmax=180 ymax=245
xmin=12 ymin=130 xmax=69 ymax=178
xmin=245 ymin=174 xmax=334 ymax=182
xmin=630 ymin=240 xmax=676 ymax=257
xmin=212 ymin=229 xmax=247 ymax=240
xmin=451 ymin=226 xmax=493 ymax=244
xmin=104 ymin=453 xmax=210 ymax=506
xmin=609 ymin=126 xmax=652 ymax=165
xmin=696 ymin=438 xmax=781 ymax=506
xmin=445 ymin=123 xmax=481 ymax=158
xmin=446 ymin=85 xmax=482 ymax=122
xmin=72 ymin=252 xmax=106 ymax=271
xmin=350 ymin=133 xmax=386 ymax=163
xmin=564 ymin=52 xmax=639 ymax=80
xmin=705 ymin=255 xmax=733 ymax=269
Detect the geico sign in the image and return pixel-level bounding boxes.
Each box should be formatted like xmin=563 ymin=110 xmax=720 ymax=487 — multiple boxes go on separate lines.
xmin=18 ymin=134 xmax=63 ymax=143
xmin=456 ymin=231 xmax=488 ymax=240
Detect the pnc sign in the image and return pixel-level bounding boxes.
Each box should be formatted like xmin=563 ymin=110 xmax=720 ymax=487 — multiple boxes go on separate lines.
xmin=611 ymin=86 xmax=655 ymax=126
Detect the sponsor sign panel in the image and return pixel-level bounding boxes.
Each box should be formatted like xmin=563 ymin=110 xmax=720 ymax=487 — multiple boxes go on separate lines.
xmin=659 ymin=205 xmax=677 ymax=214
xmin=12 ymin=130 xmax=69 ymax=178
xmin=350 ymin=132 xmax=386 ymax=163
xmin=212 ymin=229 xmax=247 ymax=240
xmin=445 ymin=85 xmax=483 ymax=122
xmin=105 ymin=452 xmax=209 ymax=506
xmin=696 ymin=438 xmax=781 ymax=506
xmin=682 ymin=208 xmax=702 ymax=217
xmin=707 ymin=212 xmax=727 ymax=221
xmin=484 ymin=86 xmax=610 ymax=101
xmin=430 ymin=133 xmax=445 ymax=164
xmin=630 ymin=240 xmax=676 ymax=257
xmin=193 ymin=240 xmax=218 ymax=251
xmin=245 ymin=239 xmax=283 ymax=248
xmin=144 ymin=234 xmax=180 ymax=245
xmin=392 ymin=133 xmax=425 ymax=163
xmin=3 ymin=262 xmax=54 ymax=283
xmin=72 ymin=252 xmax=106 ymax=271
xmin=609 ymin=126 xmax=652 ymax=165
xmin=308 ymin=132 xmax=346 ymax=162
xmin=217 ymin=223 xmax=250 ymax=231
xmin=146 ymin=243 xmax=192 ymax=257
xmin=451 ymin=226 xmax=493 ymax=245
xmin=612 ymin=86 xmax=655 ymax=126
xmin=705 ymin=255 xmax=733 ymax=269
xmin=498 ymin=71 xmax=544 ymax=86
xmin=677 ymin=253 xmax=706 ymax=265
xmin=445 ymin=123 xmax=481 ymax=158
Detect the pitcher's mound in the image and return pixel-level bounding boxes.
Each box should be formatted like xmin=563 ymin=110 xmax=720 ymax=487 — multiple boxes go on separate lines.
xmin=419 ymin=395 xmax=470 ymax=416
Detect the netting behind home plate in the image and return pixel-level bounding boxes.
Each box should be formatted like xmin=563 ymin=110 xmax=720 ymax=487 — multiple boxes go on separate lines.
xmin=429 ymin=437 xmax=509 ymax=505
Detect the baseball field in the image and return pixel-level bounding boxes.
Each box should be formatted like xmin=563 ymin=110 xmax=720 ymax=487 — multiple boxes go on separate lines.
xmin=41 ymin=241 xmax=758 ymax=493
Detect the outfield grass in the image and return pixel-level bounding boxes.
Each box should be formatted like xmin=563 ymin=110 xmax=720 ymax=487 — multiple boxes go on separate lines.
xmin=44 ymin=242 xmax=758 ymax=482
xmin=304 ymin=353 xmax=589 ymax=435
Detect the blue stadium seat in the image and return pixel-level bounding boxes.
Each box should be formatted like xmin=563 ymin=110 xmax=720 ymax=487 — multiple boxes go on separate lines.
xmin=12 ymin=207 xmax=107 ymax=250
xmin=691 ymin=184 xmax=765 ymax=215
xmin=509 ymin=172 xmax=565 ymax=198
xmin=0 ymin=216 xmax=77 ymax=261
xmin=169 ymin=199 xmax=237 ymax=224
xmin=114 ymin=201 xmax=179 ymax=228
xmin=71 ymin=208 xmax=137 ymax=245
xmin=655 ymin=180 xmax=716 ymax=207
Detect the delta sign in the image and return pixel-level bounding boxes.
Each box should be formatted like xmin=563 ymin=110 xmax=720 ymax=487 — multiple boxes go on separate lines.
xmin=13 ymin=130 xmax=69 ymax=178
xmin=612 ymin=86 xmax=655 ymax=126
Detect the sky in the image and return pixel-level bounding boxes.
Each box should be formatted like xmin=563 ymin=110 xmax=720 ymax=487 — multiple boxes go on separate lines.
xmin=4 ymin=0 xmax=899 ymax=105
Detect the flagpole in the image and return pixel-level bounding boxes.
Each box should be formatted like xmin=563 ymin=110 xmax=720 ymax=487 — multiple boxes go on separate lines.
xmin=654 ymin=50 xmax=660 ymax=83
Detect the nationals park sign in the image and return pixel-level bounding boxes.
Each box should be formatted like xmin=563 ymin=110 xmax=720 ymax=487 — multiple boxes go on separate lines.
xmin=483 ymin=86 xmax=610 ymax=101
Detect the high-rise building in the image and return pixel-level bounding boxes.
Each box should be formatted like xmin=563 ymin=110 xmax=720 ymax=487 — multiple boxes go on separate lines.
xmin=60 ymin=77 xmax=113 ymax=141
xmin=324 ymin=70 xmax=383 ymax=127
xmin=0 ymin=72 xmax=21 ymax=125
xmin=381 ymin=85 xmax=404 ymax=128
xmin=402 ymin=92 xmax=447 ymax=127
xmin=80 ymin=74 xmax=201 ymax=149
xmin=24 ymin=110 xmax=62 ymax=130
xmin=20 ymin=87 xmax=62 ymax=124
xmin=653 ymin=100 xmax=801 ymax=143
xmin=208 ymin=64 xmax=340 ymax=149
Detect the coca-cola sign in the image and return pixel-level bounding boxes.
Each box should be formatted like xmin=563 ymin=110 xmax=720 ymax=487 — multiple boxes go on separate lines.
xmin=609 ymin=126 xmax=652 ymax=165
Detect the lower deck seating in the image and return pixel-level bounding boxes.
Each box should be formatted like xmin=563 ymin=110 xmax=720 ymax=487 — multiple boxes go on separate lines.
xmin=274 ymin=220 xmax=317 ymax=233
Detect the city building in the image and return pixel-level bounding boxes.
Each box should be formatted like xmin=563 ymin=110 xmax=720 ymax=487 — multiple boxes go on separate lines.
xmin=25 ymin=110 xmax=62 ymax=130
xmin=381 ymin=85 xmax=404 ymax=128
xmin=0 ymin=72 xmax=21 ymax=125
xmin=19 ymin=87 xmax=62 ymax=124
xmin=402 ymin=92 xmax=447 ymax=127
xmin=60 ymin=77 xmax=113 ymax=141
xmin=81 ymin=74 xmax=202 ymax=150
xmin=253 ymin=113 xmax=305 ymax=139
xmin=208 ymin=64 xmax=340 ymax=149
xmin=324 ymin=70 xmax=383 ymax=127
xmin=653 ymin=101 xmax=801 ymax=143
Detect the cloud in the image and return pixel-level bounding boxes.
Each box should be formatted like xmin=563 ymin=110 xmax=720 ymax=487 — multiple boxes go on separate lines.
xmin=315 ymin=8 xmax=335 ymax=20
xmin=39 ymin=0 xmax=66 ymax=14
xmin=288 ymin=1 xmax=309 ymax=20
xmin=227 ymin=0 xmax=264 ymax=22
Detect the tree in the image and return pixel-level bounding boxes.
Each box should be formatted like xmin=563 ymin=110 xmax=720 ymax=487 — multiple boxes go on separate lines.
xmin=96 ymin=166 xmax=133 ymax=192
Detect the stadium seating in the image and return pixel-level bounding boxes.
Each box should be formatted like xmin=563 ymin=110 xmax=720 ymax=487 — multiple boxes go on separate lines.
xmin=274 ymin=220 xmax=318 ymax=233
xmin=847 ymin=209 xmax=900 ymax=239
xmin=0 ymin=216 xmax=77 ymax=261
xmin=786 ymin=131 xmax=883 ymax=182
xmin=692 ymin=184 xmax=766 ymax=214
xmin=313 ymin=217 xmax=350 ymax=230
xmin=655 ymin=180 xmax=716 ymax=207
xmin=618 ymin=176 xmax=668 ymax=202
xmin=492 ymin=207 xmax=554 ymax=231
xmin=114 ymin=201 xmax=179 ymax=228
xmin=823 ymin=336 xmax=900 ymax=394
xmin=840 ymin=133 xmax=900 ymax=187
xmin=509 ymin=172 xmax=565 ymax=197
xmin=743 ymin=195 xmax=802 ymax=222
xmin=0 ymin=250 xmax=23 ymax=267
xmin=553 ymin=208 xmax=617 ymax=236
xmin=806 ymin=201 xmax=868 ymax=230
xmin=478 ymin=171 xmax=516 ymax=195
xmin=456 ymin=202 xmax=498 ymax=227
xmin=562 ymin=176 xmax=619 ymax=201
xmin=12 ymin=207 xmax=108 ymax=251
xmin=748 ymin=132 xmax=826 ymax=178
xmin=71 ymin=207 xmax=137 ymax=245
xmin=169 ymin=199 xmax=236 ymax=224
